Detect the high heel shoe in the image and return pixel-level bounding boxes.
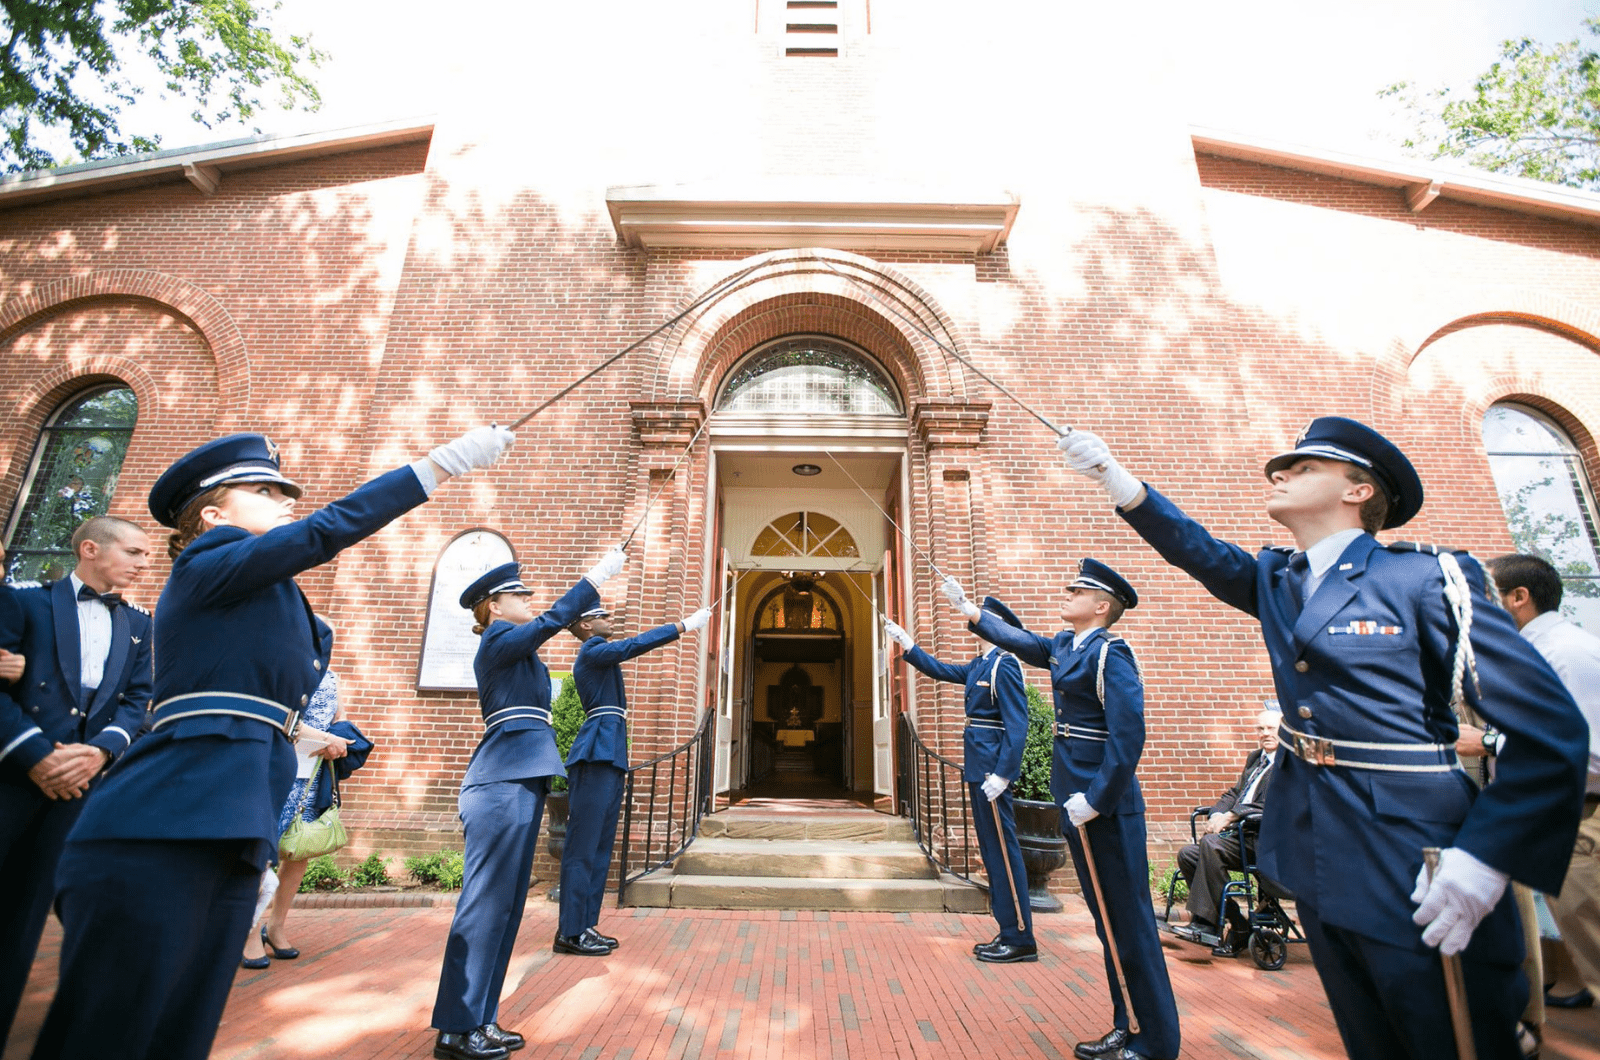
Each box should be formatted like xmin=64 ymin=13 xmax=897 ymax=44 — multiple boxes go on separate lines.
xmin=240 ymin=954 xmax=271 ymax=970
xmin=261 ymin=926 xmax=300 ymax=960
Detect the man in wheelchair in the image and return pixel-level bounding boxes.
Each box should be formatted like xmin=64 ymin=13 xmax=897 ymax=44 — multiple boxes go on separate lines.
xmin=1174 ymin=708 xmax=1281 ymax=956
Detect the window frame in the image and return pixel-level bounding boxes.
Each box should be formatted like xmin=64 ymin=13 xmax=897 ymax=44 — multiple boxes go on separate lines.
xmin=716 ymin=334 xmax=904 ymax=417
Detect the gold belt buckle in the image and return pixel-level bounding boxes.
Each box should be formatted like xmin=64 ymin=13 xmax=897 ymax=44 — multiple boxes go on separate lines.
xmin=1295 ymin=734 xmax=1335 ymax=766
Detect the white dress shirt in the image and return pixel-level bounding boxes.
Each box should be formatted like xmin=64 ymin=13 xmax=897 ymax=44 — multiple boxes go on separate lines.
xmin=1299 ymin=528 xmax=1366 ymax=602
xmin=68 ymin=573 xmax=114 ymax=692
xmin=1520 ymin=609 xmax=1600 ymax=793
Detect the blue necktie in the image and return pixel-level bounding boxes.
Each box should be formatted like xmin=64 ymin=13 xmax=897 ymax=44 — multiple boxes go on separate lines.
xmin=1283 ymin=552 xmax=1310 ymax=618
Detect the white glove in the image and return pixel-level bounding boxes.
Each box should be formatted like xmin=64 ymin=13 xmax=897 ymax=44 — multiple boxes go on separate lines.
xmin=883 ymin=621 xmax=914 ymax=650
xmin=1056 ymin=430 xmax=1142 ymax=508
xmin=941 ymin=576 xmax=981 ymax=621
xmin=681 ymin=607 xmax=712 ymax=632
xmin=1065 ymin=792 xmax=1099 ymax=828
xmin=1410 ymin=847 xmax=1509 ymax=956
xmin=429 ymin=425 xmax=515 ymax=475
xmin=586 ymin=548 xmax=627 ymax=586
xmin=980 ymin=774 xmax=1009 ymax=802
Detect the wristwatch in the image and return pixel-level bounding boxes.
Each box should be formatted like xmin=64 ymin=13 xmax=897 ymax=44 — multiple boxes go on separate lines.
xmin=1481 ymin=727 xmax=1501 ymax=755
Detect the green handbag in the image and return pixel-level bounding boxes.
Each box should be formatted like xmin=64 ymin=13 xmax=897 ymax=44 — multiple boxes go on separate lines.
xmin=278 ymin=760 xmax=349 ymax=861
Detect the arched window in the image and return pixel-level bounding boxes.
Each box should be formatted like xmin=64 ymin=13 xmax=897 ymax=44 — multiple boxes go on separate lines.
xmin=749 ymin=511 xmax=859 ymax=559
xmin=1482 ymin=403 xmax=1600 ymax=628
xmin=4 ymin=385 xmax=138 ymax=583
xmin=718 ymin=336 xmax=902 ymax=415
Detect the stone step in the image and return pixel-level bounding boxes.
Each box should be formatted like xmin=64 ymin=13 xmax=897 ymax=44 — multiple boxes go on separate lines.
xmin=627 ymin=871 xmax=990 ymax=913
xmin=698 ymin=811 xmax=914 ymax=843
xmin=673 ymin=837 xmax=936 ymax=880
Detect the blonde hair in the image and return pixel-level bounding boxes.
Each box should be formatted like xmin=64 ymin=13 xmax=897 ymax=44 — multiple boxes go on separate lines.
xmin=166 ymin=485 xmax=233 ymax=560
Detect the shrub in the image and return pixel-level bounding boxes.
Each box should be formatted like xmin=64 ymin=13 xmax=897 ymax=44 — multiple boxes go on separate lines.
xmin=350 ymin=853 xmax=391 ymax=888
xmin=405 ymin=849 xmax=466 ymax=890
xmin=547 ymin=674 xmax=583 ymax=794
xmin=1013 ymin=684 xmax=1054 ymax=801
xmin=298 ymin=855 xmax=347 ymax=892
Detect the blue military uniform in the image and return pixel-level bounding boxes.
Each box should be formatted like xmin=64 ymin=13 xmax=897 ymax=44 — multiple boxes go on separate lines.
xmin=969 ymin=561 xmax=1180 ymax=1060
xmin=1117 ymin=417 xmax=1588 ymax=1060
xmin=0 ymin=576 xmax=151 ymax=1047
xmin=432 ymin=563 xmax=599 ymax=1038
xmin=557 ymin=616 xmax=681 ymax=943
xmin=30 ymin=434 xmax=433 ymax=1060
xmin=901 ymin=597 xmax=1034 ymax=951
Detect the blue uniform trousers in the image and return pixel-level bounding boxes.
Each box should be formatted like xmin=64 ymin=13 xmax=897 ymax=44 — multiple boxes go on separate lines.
xmin=558 ymin=762 xmax=625 ymax=937
xmin=432 ymin=778 xmax=547 ymax=1032
xmin=968 ymin=782 xmax=1033 ymax=945
xmin=1297 ymin=900 xmax=1524 ymax=1060
xmin=1064 ymin=810 xmax=1181 ymax=1060
xmin=30 ymin=839 xmax=258 ymax=1060
xmin=0 ymin=786 xmax=87 ymax=1047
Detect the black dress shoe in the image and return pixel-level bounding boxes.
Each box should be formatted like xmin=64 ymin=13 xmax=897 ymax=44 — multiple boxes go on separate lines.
xmin=1545 ymin=987 xmax=1595 ymax=1008
xmin=261 ymin=926 xmax=299 ymax=960
xmin=975 ymin=941 xmax=1037 ymax=963
xmin=972 ymin=933 xmax=1002 ymax=955
xmin=583 ymin=927 xmax=619 ymax=950
xmin=240 ymin=954 xmax=271 ymax=970
xmin=1211 ymin=927 xmax=1250 ymax=958
xmin=478 ymin=1023 xmax=525 ymax=1051
xmin=553 ymin=932 xmax=611 ymax=956
xmin=1074 ymin=1027 xmax=1128 ymax=1059
xmin=434 ymin=1029 xmax=509 ymax=1060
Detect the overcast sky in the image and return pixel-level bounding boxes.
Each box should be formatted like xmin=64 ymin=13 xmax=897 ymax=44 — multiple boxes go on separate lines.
xmin=122 ymin=1 xmax=1600 ymax=162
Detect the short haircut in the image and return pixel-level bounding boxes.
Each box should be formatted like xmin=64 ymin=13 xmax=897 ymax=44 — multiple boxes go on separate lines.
xmin=71 ymin=515 xmax=143 ymax=558
xmin=1342 ymin=465 xmax=1389 ymax=535
xmin=1486 ymin=553 xmax=1563 ymax=615
xmin=1091 ymin=588 xmax=1126 ymax=628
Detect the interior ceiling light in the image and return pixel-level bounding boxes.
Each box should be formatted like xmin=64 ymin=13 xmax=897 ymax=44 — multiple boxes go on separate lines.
xmin=791 ymin=464 xmax=822 ymax=476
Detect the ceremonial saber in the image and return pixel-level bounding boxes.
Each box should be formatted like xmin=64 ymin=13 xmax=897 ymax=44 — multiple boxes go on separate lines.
xmin=507 ymin=261 xmax=767 ymax=431
xmin=822 ymin=451 xmax=950 ymax=581
xmin=620 ymin=414 xmax=713 ymax=550
xmin=991 ymin=797 xmax=1028 ymax=930
xmin=1077 ymin=822 xmax=1140 ymax=1035
xmin=1424 ymin=847 xmax=1478 ymax=1060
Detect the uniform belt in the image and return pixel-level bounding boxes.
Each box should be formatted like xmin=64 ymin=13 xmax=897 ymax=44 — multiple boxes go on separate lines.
xmin=1277 ymin=721 xmax=1459 ymax=772
xmin=965 ymin=718 xmax=1005 ymax=731
xmin=484 ymin=706 xmax=552 ymax=729
xmin=149 ymin=692 xmax=300 ymax=740
xmin=585 ymin=706 xmax=626 ymax=721
xmin=1055 ymin=724 xmax=1109 ymax=742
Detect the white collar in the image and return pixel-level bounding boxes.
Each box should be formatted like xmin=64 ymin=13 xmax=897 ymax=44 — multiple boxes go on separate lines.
xmin=1520 ymin=609 xmax=1566 ymax=642
xmin=1302 ymin=528 xmax=1366 ymax=579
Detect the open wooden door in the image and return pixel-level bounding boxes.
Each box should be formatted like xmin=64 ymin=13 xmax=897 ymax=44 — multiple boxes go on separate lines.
xmin=713 ymin=549 xmax=737 ymax=801
xmin=871 ymin=552 xmax=894 ymax=801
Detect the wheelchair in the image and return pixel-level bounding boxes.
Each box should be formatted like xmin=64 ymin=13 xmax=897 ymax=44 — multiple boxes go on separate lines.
xmin=1161 ymin=806 xmax=1305 ymax=970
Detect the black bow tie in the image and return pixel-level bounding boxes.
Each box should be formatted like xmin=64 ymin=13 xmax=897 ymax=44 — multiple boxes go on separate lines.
xmin=77 ymin=585 xmax=122 ymax=608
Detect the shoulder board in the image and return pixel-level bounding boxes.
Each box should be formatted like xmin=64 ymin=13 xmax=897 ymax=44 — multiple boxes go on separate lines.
xmin=1385 ymin=542 xmax=1462 ymax=556
xmin=127 ymin=601 xmax=150 ymax=615
xmin=7 ymin=579 xmax=43 ymax=589
xmin=1263 ymin=545 xmax=1294 ymax=555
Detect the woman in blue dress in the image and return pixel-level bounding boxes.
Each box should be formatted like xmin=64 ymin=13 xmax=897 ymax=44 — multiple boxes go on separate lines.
xmin=30 ymin=426 xmax=511 ymax=1060
xmin=430 ymin=551 xmax=623 ymax=1060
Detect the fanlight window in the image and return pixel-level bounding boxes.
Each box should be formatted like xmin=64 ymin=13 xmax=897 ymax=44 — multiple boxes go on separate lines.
xmin=1481 ymin=403 xmax=1600 ymax=628
xmin=5 ymin=385 xmax=138 ymax=583
xmin=750 ymin=511 xmax=859 ymax=559
xmin=755 ymin=580 xmax=843 ymax=632
xmin=718 ymin=336 xmax=902 ymax=415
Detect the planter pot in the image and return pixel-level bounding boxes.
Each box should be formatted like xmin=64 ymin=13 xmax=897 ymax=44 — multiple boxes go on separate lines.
xmin=545 ymin=791 xmax=569 ymax=901
xmin=1012 ymin=798 xmax=1069 ymax=913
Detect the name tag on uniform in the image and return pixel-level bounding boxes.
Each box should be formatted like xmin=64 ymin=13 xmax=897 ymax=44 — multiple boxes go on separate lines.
xmin=976 ymin=681 xmax=989 ymax=688
xmin=1327 ymin=621 xmax=1403 ymax=635
xmin=1049 ymin=655 xmax=1058 ymax=665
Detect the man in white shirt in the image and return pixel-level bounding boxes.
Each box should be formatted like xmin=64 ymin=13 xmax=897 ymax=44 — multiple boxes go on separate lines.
xmin=0 ymin=516 xmax=153 ymax=1049
xmin=1485 ymin=553 xmax=1600 ymax=1010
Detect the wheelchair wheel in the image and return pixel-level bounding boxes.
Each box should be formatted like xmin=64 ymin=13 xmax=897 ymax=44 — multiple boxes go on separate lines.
xmin=1249 ymin=928 xmax=1287 ymax=971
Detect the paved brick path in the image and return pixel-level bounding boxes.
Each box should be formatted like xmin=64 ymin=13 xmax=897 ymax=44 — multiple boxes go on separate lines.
xmin=8 ymin=897 xmax=1598 ymax=1059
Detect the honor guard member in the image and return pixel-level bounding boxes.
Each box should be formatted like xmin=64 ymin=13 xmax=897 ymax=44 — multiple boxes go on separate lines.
xmin=554 ymin=600 xmax=711 ymax=955
xmin=30 ymin=426 xmax=513 ymax=1060
xmin=884 ymin=599 xmax=1035 ymax=961
xmin=431 ymin=550 xmax=625 ymax=1060
xmin=1059 ymin=417 xmax=1588 ymax=1060
xmin=0 ymin=517 xmax=153 ymax=1050
xmin=947 ymin=562 xmax=1180 ymax=1060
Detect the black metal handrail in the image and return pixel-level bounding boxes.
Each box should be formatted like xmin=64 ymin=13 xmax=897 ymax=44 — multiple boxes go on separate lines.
xmin=896 ymin=713 xmax=983 ymax=887
xmin=616 ymin=705 xmax=717 ymax=905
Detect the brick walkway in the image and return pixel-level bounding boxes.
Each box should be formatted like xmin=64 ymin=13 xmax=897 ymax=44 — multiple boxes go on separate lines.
xmin=7 ymin=897 xmax=1598 ymax=1060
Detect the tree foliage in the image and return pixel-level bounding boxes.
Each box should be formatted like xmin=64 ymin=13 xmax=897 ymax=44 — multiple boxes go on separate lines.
xmin=0 ymin=0 xmax=323 ymax=173
xmin=1382 ymin=18 xmax=1600 ymax=190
